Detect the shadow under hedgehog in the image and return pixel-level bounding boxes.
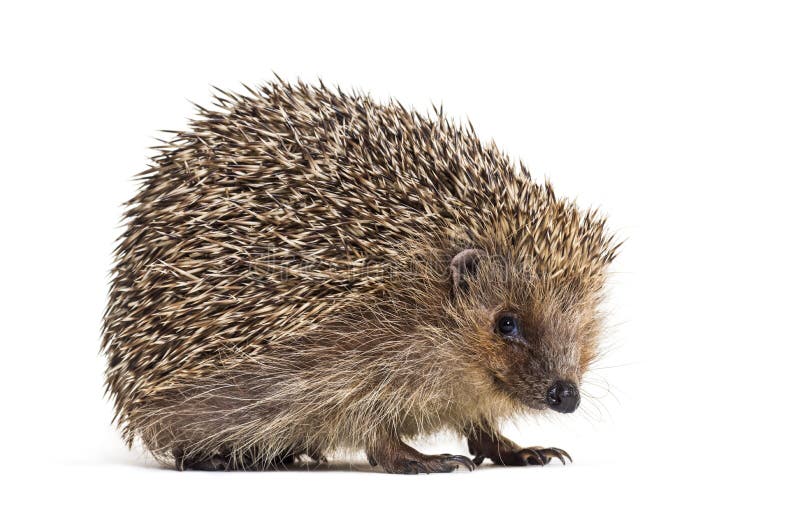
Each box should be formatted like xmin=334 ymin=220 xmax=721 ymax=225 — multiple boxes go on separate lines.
xmin=102 ymin=79 xmax=619 ymax=474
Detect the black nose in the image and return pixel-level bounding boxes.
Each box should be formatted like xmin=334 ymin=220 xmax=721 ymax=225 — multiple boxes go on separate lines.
xmin=546 ymin=381 xmax=580 ymax=413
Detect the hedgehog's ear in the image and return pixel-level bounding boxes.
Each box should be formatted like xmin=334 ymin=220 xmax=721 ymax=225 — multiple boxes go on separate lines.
xmin=450 ymin=249 xmax=487 ymax=294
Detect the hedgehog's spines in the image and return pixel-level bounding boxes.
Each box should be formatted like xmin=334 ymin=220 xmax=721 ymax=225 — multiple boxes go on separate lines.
xmin=102 ymin=79 xmax=616 ymax=466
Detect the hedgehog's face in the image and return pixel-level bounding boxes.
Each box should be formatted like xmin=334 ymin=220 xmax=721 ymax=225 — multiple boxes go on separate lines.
xmin=449 ymin=249 xmax=603 ymax=413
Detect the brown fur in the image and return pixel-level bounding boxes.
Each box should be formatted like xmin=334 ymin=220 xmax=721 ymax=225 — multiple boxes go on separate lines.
xmin=102 ymin=79 xmax=618 ymax=472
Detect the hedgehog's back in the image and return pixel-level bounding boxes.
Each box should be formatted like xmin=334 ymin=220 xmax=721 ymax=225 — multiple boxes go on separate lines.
xmin=104 ymin=82 xmax=502 ymax=430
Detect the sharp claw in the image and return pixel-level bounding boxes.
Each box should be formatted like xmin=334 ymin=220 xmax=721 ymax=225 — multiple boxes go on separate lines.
xmin=534 ymin=448 xmax=563 ymax=464
xmin=521 ymin=448 xmax=546 ymax=465
xmin=536 ymin=447 xmax=571 ymax=464
xmin=545 ymin=447 xmax=572 ymax=463
xmin=446 ymin=454 xmax=475 ymax=471
xmin=550 ymin=449 xmax=566 ymax=465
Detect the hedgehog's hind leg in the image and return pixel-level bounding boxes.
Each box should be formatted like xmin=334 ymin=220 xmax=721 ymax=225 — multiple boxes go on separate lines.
xmin=173 ymin=446 xmax=231 ymax=471
xmin=172 ymin=445 xmax=298 ymax=471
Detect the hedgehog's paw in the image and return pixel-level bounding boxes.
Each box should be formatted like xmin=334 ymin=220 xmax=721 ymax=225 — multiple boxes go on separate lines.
xmin=374 ymin=453 xmax=475 ymax=475
xmin=467 ymin=427 xmax=572 ymax=467
xmin=172 ymin=445 xmax=300 ymax=471
xmin=367 ymin=440 xmax=475 ymax=475
xmin=173 ymin=449 xmax=231 ymax=471
xmin=478 ymin=446 xmax=572 ymax=466
xmin=530 ymin=446 xmax=572 ymax=465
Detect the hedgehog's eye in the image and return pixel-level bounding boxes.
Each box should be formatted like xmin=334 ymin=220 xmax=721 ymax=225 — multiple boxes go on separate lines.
xmin=497 ymin=315 xmax=518 ymax=336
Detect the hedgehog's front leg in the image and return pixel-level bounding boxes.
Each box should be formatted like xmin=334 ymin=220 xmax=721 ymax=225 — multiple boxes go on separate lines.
xmin=366 ymin=436 xmax=475 ymax=474
xmin=466 ymin=426 xmax=571 ymax=467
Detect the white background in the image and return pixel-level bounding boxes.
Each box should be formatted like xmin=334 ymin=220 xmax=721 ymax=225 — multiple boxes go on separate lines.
xmin=2 ymin=1 xmax=798 ymax=507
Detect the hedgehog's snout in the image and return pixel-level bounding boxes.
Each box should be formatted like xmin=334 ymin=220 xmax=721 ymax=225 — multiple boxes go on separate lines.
xmin=546 ymin=380 xmax=580 ymax=413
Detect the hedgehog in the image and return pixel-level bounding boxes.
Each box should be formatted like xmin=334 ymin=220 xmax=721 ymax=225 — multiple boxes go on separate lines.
xmin=102 ymin=79 xmax=618 ymax=474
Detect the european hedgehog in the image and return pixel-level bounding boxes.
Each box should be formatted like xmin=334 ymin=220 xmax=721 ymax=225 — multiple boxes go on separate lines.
xmin=102 ymin=79 xmax=618 ymax=474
